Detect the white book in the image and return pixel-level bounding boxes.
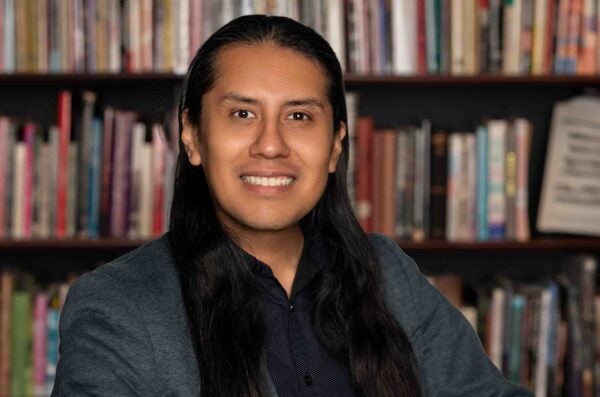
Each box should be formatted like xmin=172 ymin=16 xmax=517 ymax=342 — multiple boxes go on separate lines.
xmin=490 ymin=287 xmax=506 ymax=371
xmin=502 ymin=0 xmax=522 ymax=74
xmin=175 ymin=0 xmax=190 ymax=75
xmin=108 ymin=0 xmax=122 ymax=72
xmin=450 ymin=0 xmax=465 ymax=75
xmin=391 ymin=0 xmax=417 ymax=75
xmin=141 ymin=0 xmax=154 ymax=71
xmin=487 ymin=119 xmax=507 ymax=240
xmin=326 ymin=0 xmax=346 ymax=72
xmin=537 ymin=97 xmax=600 ymax=236
xmin=4 ymin=0 xmax=15 ymax=72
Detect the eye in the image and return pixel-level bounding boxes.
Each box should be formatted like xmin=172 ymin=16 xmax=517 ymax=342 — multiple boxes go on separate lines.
xmin=287 ymin=112 xmax=311 ymax=121
xmin=232 ymin=109 xmax=256 ymax=119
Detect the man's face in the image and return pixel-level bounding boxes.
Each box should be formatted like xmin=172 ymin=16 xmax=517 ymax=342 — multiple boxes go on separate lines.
xmin=182 ymin=43 xmax=345 ymax=237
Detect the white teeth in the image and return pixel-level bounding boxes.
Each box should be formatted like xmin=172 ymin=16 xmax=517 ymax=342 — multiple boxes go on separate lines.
xmin=242 ymin=175 xmax=294 ymax=187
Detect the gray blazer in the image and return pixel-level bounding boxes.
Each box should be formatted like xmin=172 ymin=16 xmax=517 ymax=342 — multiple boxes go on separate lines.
xmin=51 ymin=234 xmax=533 ymax=396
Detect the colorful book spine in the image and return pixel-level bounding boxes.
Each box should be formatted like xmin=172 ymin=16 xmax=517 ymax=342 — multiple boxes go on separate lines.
xmin=0 ymin=118 xmax=10 ymax=238
xmin=0 ymin=271 xmax=13 ymax=397
xmin=476 ymin=125 xmax=489 ymax=241
xmin=88 ymin=118 xmax=103 ymax=238
xmin=514 ymin=118 xmax=532 ymax=241
xmin=32 ymin=292 xmax=48 ymax=396
xmin=487 ymin=119 xmax=507 ymax=240
xmin=10 ymin=287 xmax=32 ymax=397
xmin=430 ymin=130 xmax=447 ymax=239
xmin=56 ymin=91 xmax=72 ymax=238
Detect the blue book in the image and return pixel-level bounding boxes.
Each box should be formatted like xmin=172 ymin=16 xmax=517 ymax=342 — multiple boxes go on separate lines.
xmin=476 ymin=125 xmax=488 ymax=240
xmin=45 ymin=307 xmax=60 ymax=394
xmin=88 ymin=118 xmax=103 ymax=238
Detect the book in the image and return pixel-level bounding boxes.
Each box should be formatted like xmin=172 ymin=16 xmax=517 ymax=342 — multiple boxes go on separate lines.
xmin=430 ymin=130 xmax=447 ymax=239
xmin=487 ymin=119 xmax=507 ymax=240
xmin=537 ymin=97 xmax=600 ymax=237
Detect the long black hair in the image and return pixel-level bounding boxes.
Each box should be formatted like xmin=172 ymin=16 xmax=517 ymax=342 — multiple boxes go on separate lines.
xmin=169 ymin=15 xmax=422 ymax=397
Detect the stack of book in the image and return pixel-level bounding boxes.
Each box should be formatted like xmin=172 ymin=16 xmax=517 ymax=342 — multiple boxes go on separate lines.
xmin=0 ymin=90 xmax=178 ymax=240
xmin=431 ymin=254 xmax=599 ymax=397
xmin=353 ymin=115 xmax=532 ymax=242
xmin=0 ymin=270 xmax=75 ymax=397
xmin=1 ymin=1 xmax=598 ymax=76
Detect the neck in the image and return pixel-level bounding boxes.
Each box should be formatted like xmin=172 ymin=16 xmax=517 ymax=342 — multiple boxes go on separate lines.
xmin=232 ymin=225 xmax=305 ymax=298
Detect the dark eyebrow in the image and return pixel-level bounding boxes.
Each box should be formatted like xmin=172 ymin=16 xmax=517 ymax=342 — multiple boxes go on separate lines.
xmin=220 ymin=92 xmax=325 ymax=109
xmin=284 ymin=98 xmax=325 ymax=109
xmin=220 ymin=93 xmax=259 ymax=105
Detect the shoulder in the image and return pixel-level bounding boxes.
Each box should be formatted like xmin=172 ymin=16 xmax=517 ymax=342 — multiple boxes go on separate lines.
xmin=367 ymin=233 xmax=438 ymax=339
xmin=62 ymin=234 xmax=181 ymax=333
xmin=69 ymin=234 xmax=177 ymax=302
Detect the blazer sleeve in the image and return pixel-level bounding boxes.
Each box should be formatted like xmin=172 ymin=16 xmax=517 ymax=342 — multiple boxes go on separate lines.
xmin=51 ymin=270 xmax=158 ymax=396
xmin=373 ymin=234 xmax=534 ymax=397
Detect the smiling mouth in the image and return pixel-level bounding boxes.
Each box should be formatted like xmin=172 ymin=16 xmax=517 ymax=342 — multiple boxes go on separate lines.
xmin=241 ymin=175 xmax=295 ymax=187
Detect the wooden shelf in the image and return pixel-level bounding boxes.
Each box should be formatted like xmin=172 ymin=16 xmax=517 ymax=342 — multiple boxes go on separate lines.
xmin=0 ymin=237 xmax=598 ymax=252
xmin=398 ymin=238 xmax=600 ymax=252
xmin=344 ymin=74 xmax=600 ymax=85
xmin=2 ymin=73 xmax=600 ymax=86
xmin=0 ymin=72 xmax=185 ymax=84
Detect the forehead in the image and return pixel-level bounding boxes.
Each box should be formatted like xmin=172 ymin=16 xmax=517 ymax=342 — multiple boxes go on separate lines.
xmin=209 ymin=43 xmax=330 ymax=102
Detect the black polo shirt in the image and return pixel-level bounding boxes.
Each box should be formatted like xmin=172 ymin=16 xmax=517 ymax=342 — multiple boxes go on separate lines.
xmin=245 ymin=236 xmax=357 ymax=396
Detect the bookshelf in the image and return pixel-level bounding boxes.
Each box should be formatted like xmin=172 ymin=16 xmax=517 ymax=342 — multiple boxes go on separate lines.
xmin=1 ymin=1 xmax=600 ymax=396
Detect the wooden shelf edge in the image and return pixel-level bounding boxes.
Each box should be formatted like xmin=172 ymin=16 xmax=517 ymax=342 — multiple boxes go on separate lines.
xmin=2 ymin=73 xmax=600 ymax=85
xmin=0 ymin=237 xmax=598 ymax=252
xmin=398 ymin=238 xmax=600 ymax=252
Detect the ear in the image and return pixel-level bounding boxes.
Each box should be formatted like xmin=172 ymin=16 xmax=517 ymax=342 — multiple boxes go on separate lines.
xmin=181 ymin=109 xmax=202 ymax=166
xmin=328 ymin=122 xmax=347 ymax=173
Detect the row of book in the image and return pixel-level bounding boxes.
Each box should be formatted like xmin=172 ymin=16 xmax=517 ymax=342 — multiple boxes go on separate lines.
xmin=352 ymin=116 xmax=532 ymax=242
xmin=0 ymin=90 xmax=178 ymax=240
xmin=346 ymin=0 xmax=600 ymax=76
xmin=0 ymin=0 xmax=343 ymax=75
xmin=1 ymin=254 xmax=596 ymax=396
xmin=0 ymin=270 xmax=74 ymax=397
xmin=430 ymin=254 xmax=598 ymax=397
xmin=2 ymin=0 xmax=599 ymax=76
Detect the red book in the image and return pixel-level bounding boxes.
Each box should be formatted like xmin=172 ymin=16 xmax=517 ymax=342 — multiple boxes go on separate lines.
xmin=32 ymin=292 xmax=48 ymax=395
xmin=355 ymin=117 xmax=374 ymax=233
xmin=56 ymin=91 xmax=72 ymax=238
xmin=379 ymin=129 xmax=397 ymax=237
xmin=152 ymin=124 xmax=166 ymax=236
xmin=543 ymin=0 xmax=557 ymax=74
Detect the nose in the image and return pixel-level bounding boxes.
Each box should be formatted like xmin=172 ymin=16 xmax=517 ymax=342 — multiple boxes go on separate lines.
xmin=249 ymin=117 xmax=291 ymax=159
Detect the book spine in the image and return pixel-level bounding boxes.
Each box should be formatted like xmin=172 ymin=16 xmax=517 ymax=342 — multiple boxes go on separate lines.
xmin=356 ymin=116 xmax=374 ymax=233
xmin=487 ymin=119 xmax=507 ymax=240
xmin=0 ymin=118 xmax=9 ymax=238
xmin=152 ymin=123 xmax=166 ymax=236
xmin=88 ymin=118 xmax=103 ymax=238
xmin=430 ymin=130 xmax=447 ymax=239
xmin=45 ymin=307 xmax=60 ymax=395
xmin=505 ymin=121 xmax=517 ymax=240
xmin=514 ymin=118 xmax=531 ymax=241
xmin=99 ymin=108 xmax=114 ymax=237
xmin=32 ymin=292 xmax=48 ymax=396
xmin=425 ymin=0 xmax=439 ymax=73
xmin=23 ymin=123 xmax=35 ymax=239
xmin=520 ymin=0 xmax=534 ymax=74
xmin=450 ymin=0 xmax=465 ymax=75
xmin=554 ymin=0 xmax=571 ymax=74
xmin=10 ymin=288 xmax=32 ymax=397
xmin=577 ymin=0 xmax=597 ymax=74
xmin=476 ymin=125 xmax=489 ymax=240
xmin=446 ymin=133 xmax=462 ymax=241
xmin=381 ymin=129 xmax=396 ymax=237
xmin=564 ymin=0 xmax=583 ymax=74
xmin=531 ymin=0 xmax=548 ymax=74
xmin=502 ymin=0 xmax=523 ymax=75
xmin=0 ymin=271 xmax=14 ymax=397
xmin=488 ymin=0 xmax=503 ymax=73
xmin=11 ymin=132 xmax=25 ymax=239
xmin=56 ymin=91 xmax=72 ymax=238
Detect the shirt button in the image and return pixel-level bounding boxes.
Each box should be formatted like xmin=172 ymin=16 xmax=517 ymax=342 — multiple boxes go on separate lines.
xmin=289 ymin=304 xmax=294 ymax=312
xmin=304 ymin=374 xmax=313 ymax=386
